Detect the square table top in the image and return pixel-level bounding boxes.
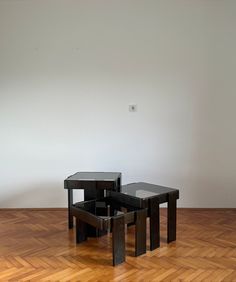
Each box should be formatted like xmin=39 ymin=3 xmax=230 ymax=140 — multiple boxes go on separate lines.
xmin=65 ymin=172 xmax=121 ymax=182
xmin=121 ymin=182 xmax=179 ymax=201
xmin=72 ymin=198 xmax=140 ymax=230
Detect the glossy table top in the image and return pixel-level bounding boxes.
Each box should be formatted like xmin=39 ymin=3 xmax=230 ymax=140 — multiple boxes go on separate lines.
xmin=75 ymin=198 xmax=137 ymax=217
xmin=72 ymin=198 xmax=142 ymax=230
xmin=121 ymin=182 xmax=179 ymax=200
xmin=65 ymin=172 xmax=121 ymax=181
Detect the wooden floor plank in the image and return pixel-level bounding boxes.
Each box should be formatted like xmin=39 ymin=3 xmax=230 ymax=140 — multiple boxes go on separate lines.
xmin=0 ymin=209 xmax=236 ymax=281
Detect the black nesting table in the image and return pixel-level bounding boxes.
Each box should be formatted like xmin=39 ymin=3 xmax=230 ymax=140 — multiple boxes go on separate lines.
xmin=64 ymin=172 xmax=121 ymax=229
xmin=72 ymin=196 xmax=147 ymax=266
xmin=109 ymin=182 xmax=179 ymax=250
xmin=64 ymin=172 xmax=180 ymax=266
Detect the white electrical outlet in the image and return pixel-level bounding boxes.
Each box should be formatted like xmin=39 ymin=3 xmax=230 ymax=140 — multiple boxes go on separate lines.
xmin=129 ymin=104 xmax=137 ymax=112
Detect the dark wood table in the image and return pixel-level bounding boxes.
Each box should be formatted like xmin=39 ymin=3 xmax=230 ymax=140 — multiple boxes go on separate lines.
xmin=71 ymin=197 xmax=147 ymax=266
xmin=109 ymin=182 xmax=179 ymax=250
xmin=64 ymin=172 xmax=121 ymax=229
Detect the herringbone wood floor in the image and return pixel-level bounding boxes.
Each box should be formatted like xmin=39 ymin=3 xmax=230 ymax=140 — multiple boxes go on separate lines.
xmin=0 ymin=209 xmax=235 ymax=281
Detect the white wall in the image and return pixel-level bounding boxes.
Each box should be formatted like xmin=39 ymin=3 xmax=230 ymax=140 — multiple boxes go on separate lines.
xmin=0 ymin=0 xmax=236 ymax=208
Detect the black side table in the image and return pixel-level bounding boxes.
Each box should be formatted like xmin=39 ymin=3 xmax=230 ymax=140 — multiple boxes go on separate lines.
xmin=64 ymin=172 xmax=121 ymax=229
xmin=72 ymin=197 xmax=147 ymax=266
xmin=109 ymin=182 xmax=179 ymax=250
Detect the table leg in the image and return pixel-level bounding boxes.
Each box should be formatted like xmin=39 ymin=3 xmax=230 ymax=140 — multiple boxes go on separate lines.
xmin=135 ymin=209 xmax=147 ymax=256
xmin=68 ymin=189 xmax=73 ymax=229
xmin=84 ymin=182 xmax=103 ymax=200
xmin=84 ymin=183 xmax=101 ymax=237
xmin=112 ymin=215 xmax=125 ymax=266
xmin=117 ymin=175 xmax=121 ymax=192
xmin=167 ymin=192 xmax=177 ymax=243
xmin=149 ymin=198 xmax=160 ymax=250
xmin=76 ymin=218 xmax=87 ymax=243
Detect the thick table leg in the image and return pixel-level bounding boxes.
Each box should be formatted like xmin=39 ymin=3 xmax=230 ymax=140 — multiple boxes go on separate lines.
xmin=76 ymin=218 xmax=87 ymax=243
xmin=68 ymin=189 xmax=73 ymax=229
xmin=168 ymin=192 xmax=177 ymax=243
xmin=135 ymin=209 xmax=147 ymax=256
xmin=117 ymin=175 xmax=121 ymax=192
xmin=84 ymin=182 xmax=103 ymax=201
xmin=84 ymin=183 xmax=100 ymax=237
xmin=112 ymin=215 xmax=125 ymax=266
xmin=149 ymin=198 xmax=160 ymax=250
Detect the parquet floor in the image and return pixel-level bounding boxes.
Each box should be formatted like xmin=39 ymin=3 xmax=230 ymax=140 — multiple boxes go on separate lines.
xmin=0 ymin=209 xmax=236 ymax=281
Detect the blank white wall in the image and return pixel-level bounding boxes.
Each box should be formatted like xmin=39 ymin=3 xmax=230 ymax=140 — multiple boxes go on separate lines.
xmin=0 ymin=0 xmax=236 ymax=208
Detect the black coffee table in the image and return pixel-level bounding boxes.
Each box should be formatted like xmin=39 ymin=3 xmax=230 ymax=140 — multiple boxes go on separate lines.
xmin=71 ymin=197 xmax=147 ymax=266
xmin=109 ymin=182 xmax=179 ymax=250
xmin=64 ymin=172 xmax=121 ymax=229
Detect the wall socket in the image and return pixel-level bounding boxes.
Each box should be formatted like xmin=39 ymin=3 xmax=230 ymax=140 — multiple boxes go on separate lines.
xmin=129 ymin=104 xmax=137 ymax=112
